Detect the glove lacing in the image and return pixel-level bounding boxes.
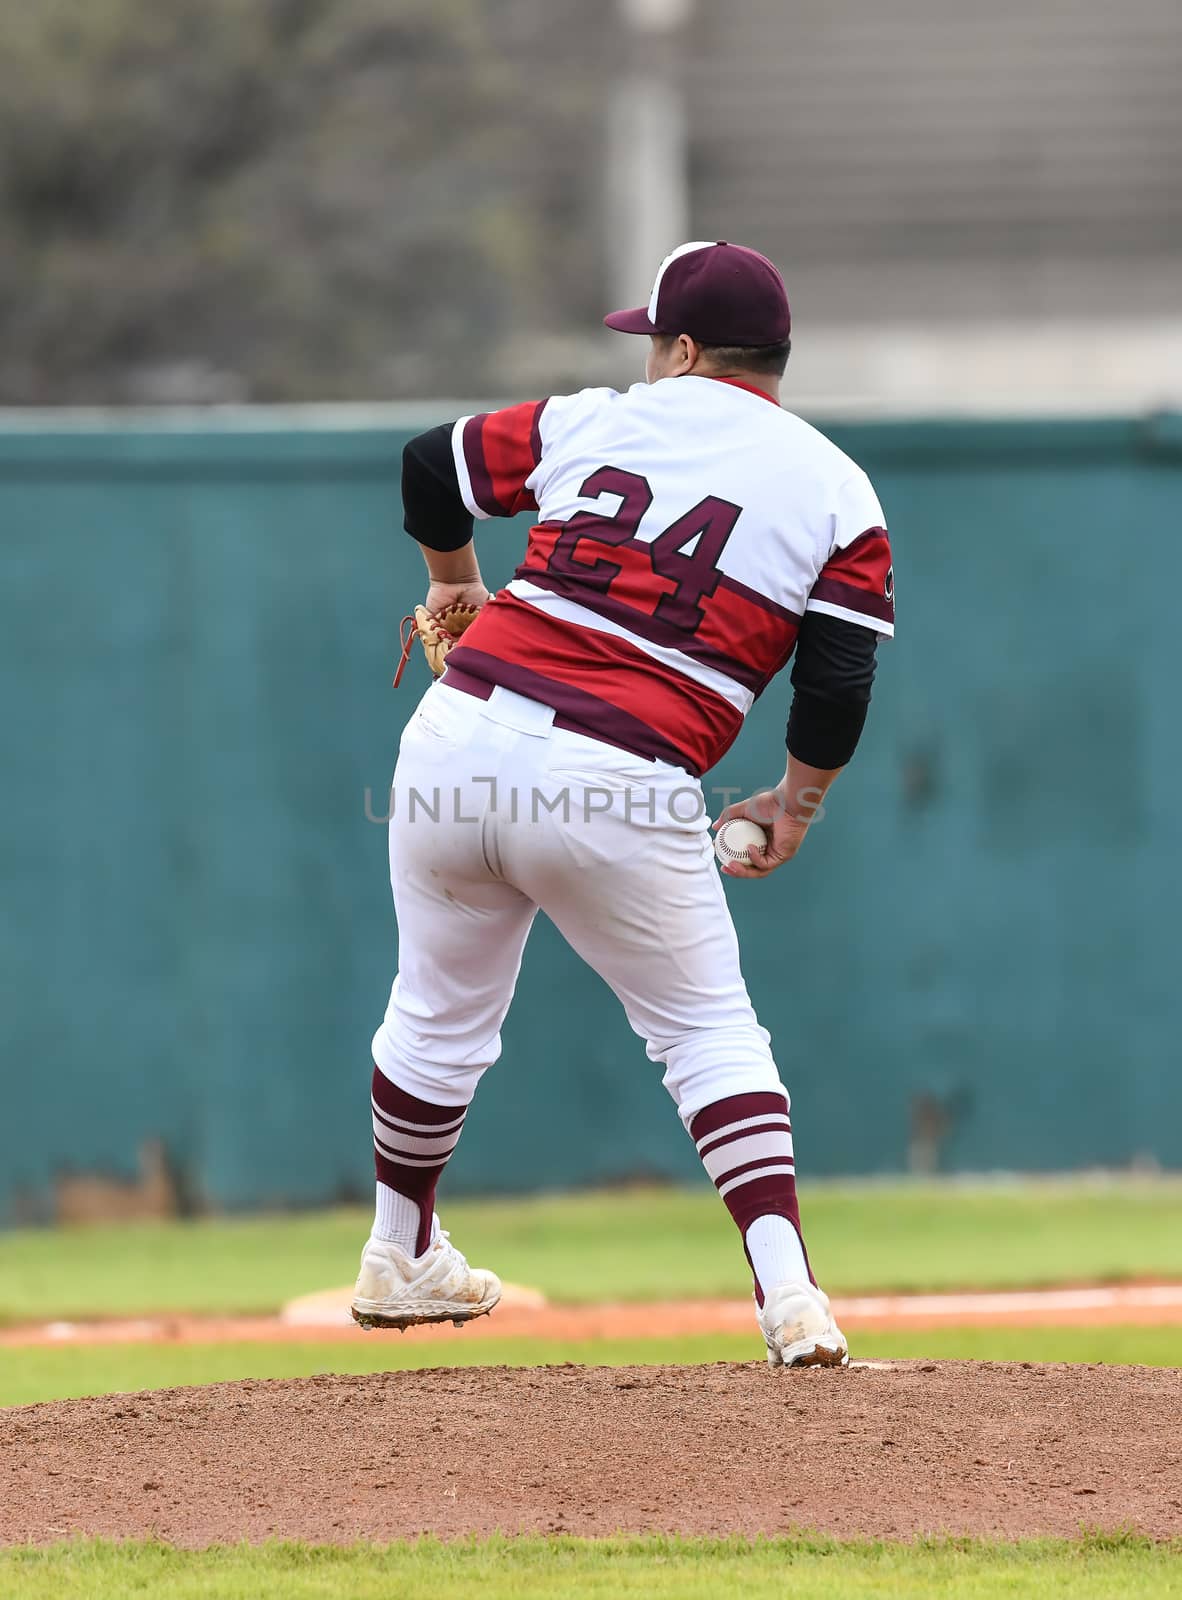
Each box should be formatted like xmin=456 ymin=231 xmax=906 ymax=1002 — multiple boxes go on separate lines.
xmin=393 ymin=605 xmax=473 ymax=687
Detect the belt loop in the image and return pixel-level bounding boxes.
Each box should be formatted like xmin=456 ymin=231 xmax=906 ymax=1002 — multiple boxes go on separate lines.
xmin=482 ymin=684 xmax=556 ymax=737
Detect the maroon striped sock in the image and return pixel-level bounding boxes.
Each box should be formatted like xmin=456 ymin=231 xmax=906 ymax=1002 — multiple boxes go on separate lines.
xmin=371 ymin=1064 xmax=469 ymax=1256
xmin=689 ymin=1089 xmax=813 ymax=1303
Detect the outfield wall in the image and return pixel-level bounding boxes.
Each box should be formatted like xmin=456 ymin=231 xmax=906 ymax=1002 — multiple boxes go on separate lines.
xmin=2 ymin=410 xmax=1180 ymax=1220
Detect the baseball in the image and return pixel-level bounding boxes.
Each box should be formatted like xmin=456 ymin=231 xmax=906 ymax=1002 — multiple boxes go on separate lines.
xmin=714 ymin=818 xmax=770 ymax=867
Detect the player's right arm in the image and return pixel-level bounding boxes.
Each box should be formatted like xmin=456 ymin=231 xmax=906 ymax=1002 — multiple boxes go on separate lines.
xmin=712 ymin=614 xmax=876 ymax=877
xmin=713 ymin=470 xmax=894 ymax=878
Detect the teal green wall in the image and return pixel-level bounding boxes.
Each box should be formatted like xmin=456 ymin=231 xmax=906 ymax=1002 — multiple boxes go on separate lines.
xmin=2 ymin=412 xmax=1180 ymax=1220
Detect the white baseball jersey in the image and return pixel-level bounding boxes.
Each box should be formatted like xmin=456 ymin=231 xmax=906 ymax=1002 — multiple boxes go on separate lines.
xmin=444 ymin=374 xmax=894 ymax=776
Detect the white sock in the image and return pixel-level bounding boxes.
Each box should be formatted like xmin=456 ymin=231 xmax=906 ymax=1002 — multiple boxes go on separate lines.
xmin=745 ymin=1213 xmax=810 ymax=1294
xmin=373 ymin=1181 xmax=422 ymax=1253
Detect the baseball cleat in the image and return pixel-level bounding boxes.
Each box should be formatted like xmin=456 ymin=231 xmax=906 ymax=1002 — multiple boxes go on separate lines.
xmin=758 ymin=1282 xmax=849 ymax=1369
xmin=351 ymin=1223 xmax=501 ymax=1332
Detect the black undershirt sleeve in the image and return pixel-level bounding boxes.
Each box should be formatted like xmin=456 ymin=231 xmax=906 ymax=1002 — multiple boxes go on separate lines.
xmin=401 ymin=424 xmax=474 ymax=552
xmin=785 ymin=611 xmax=879 ymax=769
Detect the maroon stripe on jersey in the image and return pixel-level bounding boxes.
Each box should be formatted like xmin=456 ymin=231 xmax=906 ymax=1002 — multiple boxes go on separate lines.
xmin=444 ymin=654 xmax=700 ymax=771
xmin=809 ymin=576 xmax=895 ymax=623
xmin=715 ymin=573 xmax=802 ymax=626
xmin=813 ymin=527 xmax=893 ymax=619
xmin=445 ymin=593 xmax=745 ymax=774
xmin=697 ymin=1119 xmax=793 ymax=1161
xmin=444 ymin=662 xmax=699 ymax=768
xmin=528 ymin=400 xmax=546 ymax=466
xmin=462 ymin=415 xmax=501 ymax=516
xmin=690 ymin=1091 xmax=790 ymax=1144
xmin=442 ymin=668 xmax=492 ymax=701
xmin=513 ymin=565 xmax=768 ymax=693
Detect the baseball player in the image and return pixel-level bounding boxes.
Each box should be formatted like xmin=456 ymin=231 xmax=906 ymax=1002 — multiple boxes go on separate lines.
xmin=353 ymin=241 xmax=894 ymax=1367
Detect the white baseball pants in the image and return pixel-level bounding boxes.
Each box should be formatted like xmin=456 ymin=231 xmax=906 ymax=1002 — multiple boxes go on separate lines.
xmin=372 ymin=681 xmax=784 ymax=1127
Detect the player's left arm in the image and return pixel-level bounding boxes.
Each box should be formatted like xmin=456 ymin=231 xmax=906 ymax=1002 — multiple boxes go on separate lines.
xmin=400 ymin=425 xmax=484 ymax=611
xmin=400 ymin=400 xmax=548 ymax=611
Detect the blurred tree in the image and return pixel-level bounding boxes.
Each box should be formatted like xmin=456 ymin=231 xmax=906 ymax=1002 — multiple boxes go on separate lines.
xmin=0 ymin=0 xmax=608 ymax=401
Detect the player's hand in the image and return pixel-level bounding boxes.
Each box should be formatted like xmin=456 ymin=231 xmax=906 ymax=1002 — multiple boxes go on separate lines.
xmin=425 ymin=578 xmax=489 ymax=615
xmin=712 ymin=785 xmax=812 ymax=878
xmin=393 ymin=568 xmax=490 ymax=688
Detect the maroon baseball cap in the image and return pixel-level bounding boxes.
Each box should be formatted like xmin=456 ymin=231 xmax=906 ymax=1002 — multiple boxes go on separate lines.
xmin=603 ymin=240 xmax=790 ymax=346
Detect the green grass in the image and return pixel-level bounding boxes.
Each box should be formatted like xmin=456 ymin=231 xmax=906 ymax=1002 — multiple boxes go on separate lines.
xmin=853 ymin=1323 xmax=1182 ymax=1368
xmin=1 ymin=1533 xmax=1179 ymax=1599
xmin=2 ymin=1179 xmax=1181 ymax=1325
xmin=3 ymin=1325 xmax=1179 ymax=1410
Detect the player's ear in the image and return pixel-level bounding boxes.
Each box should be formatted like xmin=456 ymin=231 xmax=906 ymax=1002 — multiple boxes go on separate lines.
xmin=677 ymin=334 xmax=701 ymax=373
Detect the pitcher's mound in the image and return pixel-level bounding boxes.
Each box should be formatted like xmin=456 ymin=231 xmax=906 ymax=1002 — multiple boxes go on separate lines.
xmin=4 ymin=1360 xmax=1180 ymax=1546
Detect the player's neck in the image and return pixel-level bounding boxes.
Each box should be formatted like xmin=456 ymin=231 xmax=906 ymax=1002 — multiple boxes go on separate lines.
xmin=701 ymin=370 xmax=782 ymax=406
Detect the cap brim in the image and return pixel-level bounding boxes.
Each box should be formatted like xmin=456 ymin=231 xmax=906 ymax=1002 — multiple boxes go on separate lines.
xmin=603 ymin=306 xmax=659 ymax=334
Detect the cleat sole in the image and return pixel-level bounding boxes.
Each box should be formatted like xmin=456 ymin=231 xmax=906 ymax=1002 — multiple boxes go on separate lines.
xmin=350 ymin=1299 xmax=499 ymax=1333
xmin=767 ymin=1339 xmax=850 ymax=1370
xmin=787 ymin=1342 xmax=850 ymax=1369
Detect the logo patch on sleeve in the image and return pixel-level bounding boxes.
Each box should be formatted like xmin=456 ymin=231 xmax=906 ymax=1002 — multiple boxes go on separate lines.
xmin=884 ymin=565 xmax=894 ymax=602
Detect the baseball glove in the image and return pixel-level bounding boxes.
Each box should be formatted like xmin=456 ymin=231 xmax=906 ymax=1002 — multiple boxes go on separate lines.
xmin=393 ymin=601 xmax=482 ymax=687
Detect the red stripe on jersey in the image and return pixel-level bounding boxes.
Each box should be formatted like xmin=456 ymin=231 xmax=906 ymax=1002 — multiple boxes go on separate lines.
xmin=811 ymin=527 xmax=894 ymax=625
xmin=462 ymin=401 xmax=547 ymax=516
xmin=513 ymin=561 xmax=773 ymax=693
xmin=696 ymin=581 xmax=799 ymax=688
xmin=515 ymin=525 xmax=799 ymax=694
xmin=520 ymin=521 xmax=562 ymax=568
xmin=446 ymin=594 xmax=744 ymax=775
xmin=573 ymin=537 xmax=678 ymax=619
xmin=518 ymin=525 xmax=676 ymax=620
xmin=716 ymin=572 xmax=801 ymax=625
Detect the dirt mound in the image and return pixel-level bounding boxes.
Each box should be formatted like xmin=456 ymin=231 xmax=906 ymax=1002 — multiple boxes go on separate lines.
xmin=2 ymin=1361 xmax=1180 ymax=1546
